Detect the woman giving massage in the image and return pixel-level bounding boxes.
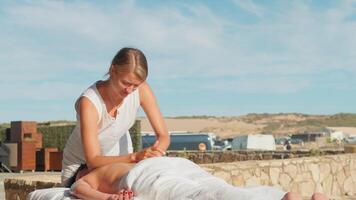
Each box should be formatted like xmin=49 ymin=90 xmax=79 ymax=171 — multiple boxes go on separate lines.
xmin=63 ymin=47 xmax=329 ymax=200
xmin=61 ymin=47 xmax=169 ymax=192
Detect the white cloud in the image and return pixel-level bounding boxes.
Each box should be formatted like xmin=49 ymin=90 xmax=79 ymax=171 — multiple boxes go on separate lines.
xmin=232 ymin=0 xmax=265 ymax=17
xmin=5 ymin=1 xmax=119 ymax=44
xmin=0 ymin=81 xmax=84 ymax=101
xmin=1 ymin=0 xmax=356 ymax=103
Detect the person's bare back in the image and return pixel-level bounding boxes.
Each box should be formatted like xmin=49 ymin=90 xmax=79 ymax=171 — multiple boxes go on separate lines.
xmin=72 ymin=162 xmax=134 ymax=200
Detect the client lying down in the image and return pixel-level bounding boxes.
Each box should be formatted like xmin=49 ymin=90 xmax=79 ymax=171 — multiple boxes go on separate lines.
xmin=71 ymin=157 xmax=328 ymax=200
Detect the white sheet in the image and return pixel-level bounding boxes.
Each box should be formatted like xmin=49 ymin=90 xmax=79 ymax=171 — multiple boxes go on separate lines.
xmin=26 ymin=187 xmax=76 ymax=200
xmin=118 ymin=157 xmax=286 ymax=200
xmin=28 ymin=157 xmax=286 ymax=200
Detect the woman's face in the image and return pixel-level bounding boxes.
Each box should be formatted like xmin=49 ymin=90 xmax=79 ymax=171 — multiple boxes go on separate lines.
xmin=110 ymin=71 xmax=143 ymax=98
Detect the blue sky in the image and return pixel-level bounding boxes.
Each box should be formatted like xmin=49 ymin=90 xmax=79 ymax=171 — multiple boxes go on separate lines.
xmin=0 ymin=0 xmax=356 ymax=122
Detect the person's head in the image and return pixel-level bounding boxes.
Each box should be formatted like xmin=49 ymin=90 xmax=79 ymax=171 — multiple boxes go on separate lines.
xmin=107 ymin=47 xmax=148 ymax=97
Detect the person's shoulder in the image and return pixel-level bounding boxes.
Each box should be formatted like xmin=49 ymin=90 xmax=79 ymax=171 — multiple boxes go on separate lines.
xmin=77 ymin=81 xmax=102 ymax=111
xmin=138 ymin=81 xmax=149 ymax=90
xmin=138 ymin=81 xmax=149 ymax=96
xmin=77 ymin=96 xmax=97 ymax=111
xmin=138 ymin=81 xmax=154 ymax=103
xmin=76 ymin=96 xmax=101 ymax=124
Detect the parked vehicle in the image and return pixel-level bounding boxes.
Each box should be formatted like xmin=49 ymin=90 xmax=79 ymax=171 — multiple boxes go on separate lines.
xmin=232 ymin=134 xmax=276 ymax=151
xmin=329 ymin=131 xmax=345 ymax=141
xmin=290 ymin=138 xmax=304 ymax=145
xmin=275 ymin=137 xmax=290 ymax=145
xmin=291 ymin=132 xmax=325 ymax=142
xmin=142 ymin=132 xmax=218 ymax=151
xmin=345 ymin=135 xmax=356 ymax=144
xmin=213 ymin=138 xmax=231 ymax=150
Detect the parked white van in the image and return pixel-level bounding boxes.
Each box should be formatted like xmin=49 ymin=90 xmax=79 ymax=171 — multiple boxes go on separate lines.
xmin=232 ymin=134 xmax=276 ymax=151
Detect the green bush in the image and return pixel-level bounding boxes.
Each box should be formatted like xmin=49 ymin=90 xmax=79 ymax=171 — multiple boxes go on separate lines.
xmin=326 ymin=137 xmax=333 ymax=143
xmin=324 ymin=113 xmax=356 ymax=126
xmin=0 ymin=128 xmax=6 ymax=142
xmin=310 ymin=149 xmax=325 ymax=156
xmin=37 ymin=120 xmax=141 ymax=152
xmin=129 ymin=120 xmax=141 ymax=152
xmin=38 ymin=125 xmax=76 ymax=151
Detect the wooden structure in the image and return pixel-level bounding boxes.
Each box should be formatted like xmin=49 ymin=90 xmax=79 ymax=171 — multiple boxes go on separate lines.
xmin=10 ymin=121 xmax=42 ymax=149
xmin=17 ymin=141 xmax=36 ymax=171
xmin=10 ymin=121 xmax=37 ymax=142
xmin=36 ymin=148 xmax=63 ymax=171
xmin=9 ymin=121 xmax=41 ymax=171
xmin=34 ymin=133 xmax=43 ymax=149
xmin=45 ymin=148 xmax=62 ymax=171
xmin=3 ymin=121 xmax=64 ymax=172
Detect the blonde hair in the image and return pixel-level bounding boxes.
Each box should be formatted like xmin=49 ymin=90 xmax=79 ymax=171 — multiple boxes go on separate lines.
xmin=107 ymin=47 xmax=148 ymax=81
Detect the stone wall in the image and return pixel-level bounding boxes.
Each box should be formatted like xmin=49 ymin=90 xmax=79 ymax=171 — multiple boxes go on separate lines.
xmin=167 ymin=149 xmax=344 ymax=164
xmin=4 ymin=153 xmax=356 ymax=200
xmin=201 ymin=153 xmax=356 ymax=199
xmin=4 ymin=175 xmax=61 ymax=200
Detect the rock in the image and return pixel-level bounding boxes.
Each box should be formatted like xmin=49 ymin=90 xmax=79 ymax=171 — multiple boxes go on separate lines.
xmin=213 ymin=170 xmax=232 ymax=184
xmin=245 ymin=176 xmax=260 ymax=186
xmin=270 ymin=168 xmax=280 ymax=185
xmin=232 ymin=174 xmax=245 ymax=186
xmin=283 ymin=163 xmax=298 ymax=178
xmin=279 ymin=173 xmax=291 ymax=190
xmin=300 ymin=181 xmax=315 ymax=197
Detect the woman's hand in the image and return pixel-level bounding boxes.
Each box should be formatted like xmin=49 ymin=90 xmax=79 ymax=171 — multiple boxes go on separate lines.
xmin=132 ymin=141 xmax=166 ymax=162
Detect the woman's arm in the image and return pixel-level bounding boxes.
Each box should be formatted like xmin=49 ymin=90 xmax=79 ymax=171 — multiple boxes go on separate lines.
xmin=139 ymin=82 xmax=170 ymax=152
xmin=78 ymin=97 xmax=135 ymax=169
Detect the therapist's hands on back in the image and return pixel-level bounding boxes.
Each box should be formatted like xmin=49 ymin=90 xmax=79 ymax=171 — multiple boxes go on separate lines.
xmin=132 ymin=141 xmax=166 ymax=162
xmin=110 ymin=141 xmax=164 ymax=200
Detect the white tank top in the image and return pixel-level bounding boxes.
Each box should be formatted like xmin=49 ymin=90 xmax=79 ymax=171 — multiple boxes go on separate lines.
xmin=61 ymin=81 xmax=140 ymax=186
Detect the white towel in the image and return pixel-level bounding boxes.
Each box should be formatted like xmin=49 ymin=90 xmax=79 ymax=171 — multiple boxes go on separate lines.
xmin=26 ymin=187 xmax=76 ymax=200
xmin=28 ymin=157 xmax=286 ymax=200
xmin=118 ymin=157 xmax=286 ymax=200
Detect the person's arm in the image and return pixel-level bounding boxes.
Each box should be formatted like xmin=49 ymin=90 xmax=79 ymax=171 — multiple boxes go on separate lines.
xmin=72 ymin=179 xmax=133 ymax=200
xmin=71 ymin=179 xmax=113 ymax=200
xmin=78 ymin=97 xmax=135 ymax=170
xmin=139 ymin=82 xmax=170 ymax=152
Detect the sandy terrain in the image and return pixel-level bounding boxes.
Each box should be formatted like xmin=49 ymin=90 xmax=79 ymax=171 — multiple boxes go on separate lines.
xmin=0 ymin=172 xmax=61 ymax=200
xmin=140 ymin=115 xmax=356 ymax=139
xmin=140 ymin=117 xmax=264 ymax=138
xmin=327 ymin=127 xmax=356 ymax=135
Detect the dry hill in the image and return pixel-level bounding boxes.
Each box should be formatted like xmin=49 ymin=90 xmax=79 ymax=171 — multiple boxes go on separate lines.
xmin=140 ymin=113 xmax=356 ymax=138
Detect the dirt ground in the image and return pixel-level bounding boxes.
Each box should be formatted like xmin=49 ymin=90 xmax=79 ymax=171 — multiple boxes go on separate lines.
xmin=0 ymin=172 xmax=61 ymax=200
xmin=140 ymin=117 xmax=356 ymax=140
xmin=140 ymin=117 xmax=264 ymax=138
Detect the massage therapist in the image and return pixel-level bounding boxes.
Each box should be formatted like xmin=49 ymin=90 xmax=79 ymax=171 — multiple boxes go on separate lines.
xmin=61 ymin=47 xmax=170 ymax=187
